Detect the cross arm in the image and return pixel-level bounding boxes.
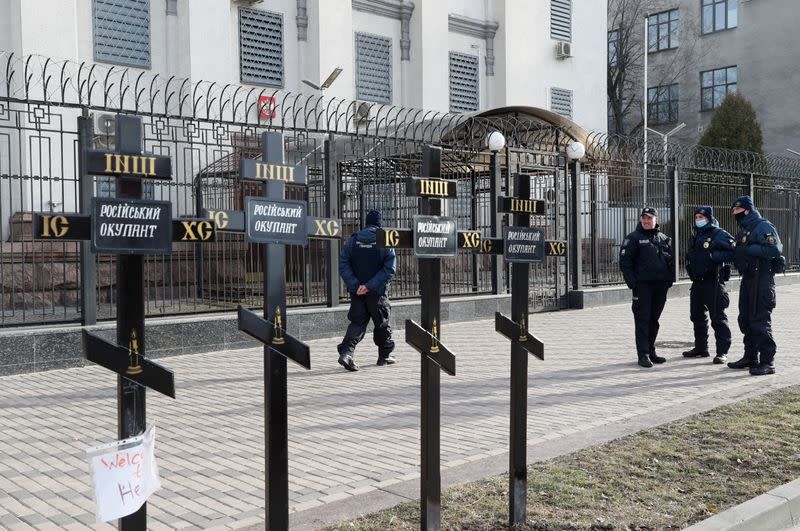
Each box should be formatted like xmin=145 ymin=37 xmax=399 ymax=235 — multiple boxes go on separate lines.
xmin=495 ymin=312 xmax=544 ymax=360
xmin=405 ymin=320 xmax=456 ymax=375
xmin=82 ymin=330 xmax=176 ymax=398
xmin=237 ymin=306 xmax=311 ymax=369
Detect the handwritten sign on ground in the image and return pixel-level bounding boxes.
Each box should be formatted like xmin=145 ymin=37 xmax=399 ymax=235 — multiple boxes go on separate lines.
xmin=86 ymin=425 xmax=161 ymax=523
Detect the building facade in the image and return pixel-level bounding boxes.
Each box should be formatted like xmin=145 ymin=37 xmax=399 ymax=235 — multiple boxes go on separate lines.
xmin=609 ymin=0 xmax=800 ymax=154
xmin=1 ymin=0 xmax=607 ymax=129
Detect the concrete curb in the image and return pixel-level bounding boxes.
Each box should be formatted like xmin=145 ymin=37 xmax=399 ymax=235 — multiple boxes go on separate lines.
xmin=684 ymin=478 xmax=800 ymax=531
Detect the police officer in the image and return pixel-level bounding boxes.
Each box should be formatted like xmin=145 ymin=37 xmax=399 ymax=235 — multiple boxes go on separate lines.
xmin=620 ymin=207 xmax=675 ymax=368
xmin=337 ymin=210 xmax=397 ymax=371
xmin=728 ymin=196 xmax=784 ymax=376
xmin=682 ymin=206 xmax=735 ymax=364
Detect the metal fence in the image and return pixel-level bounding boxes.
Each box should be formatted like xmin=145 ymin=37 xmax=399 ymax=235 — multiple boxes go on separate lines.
xmin=2 ymin=52 xmax=800 ymax=327
xmin=580 ymin=133 xmax=800 ymax=287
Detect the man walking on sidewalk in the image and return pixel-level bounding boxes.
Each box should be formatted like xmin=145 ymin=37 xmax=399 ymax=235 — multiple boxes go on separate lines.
xmin=619 ymin=207 xmax=675 ymax=368
xmin=682 ymin=206 xmax=735 ymax=364
xmin=337 ymin=210 xmax=397 ymax=371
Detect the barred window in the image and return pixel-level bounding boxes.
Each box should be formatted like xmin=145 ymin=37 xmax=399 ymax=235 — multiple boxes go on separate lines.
xmin=93 ymin=0 xmax=151 ymax=69
xmin=702 ymin=0 xmax=737 ymax=34
xmin=355 ymin=33 xmax=392 ymax=104
xmin=449 ymin=52 xmax=479 ymax=113
xmin=648 ymin=84 xmax=679 ymax=124
xmin=551 ymin=88 xmax=573 ymax=120
xmin=701 ymin=66 xmax=737 ymax=111
xmin=551 ymin=0 xmax=572 ymax=42
xmin=239 ymin=8 xmax=284 ymax=87
xmin=648 ymin=9 xmax=679 ymax=52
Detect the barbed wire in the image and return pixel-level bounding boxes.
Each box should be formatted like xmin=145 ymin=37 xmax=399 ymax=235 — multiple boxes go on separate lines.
xmin=2 ymin=52 xmax=799 ymax=177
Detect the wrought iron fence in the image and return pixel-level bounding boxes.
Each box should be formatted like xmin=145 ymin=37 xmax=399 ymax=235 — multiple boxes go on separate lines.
xmin=2 ymin=52 xmax=800 ymax=327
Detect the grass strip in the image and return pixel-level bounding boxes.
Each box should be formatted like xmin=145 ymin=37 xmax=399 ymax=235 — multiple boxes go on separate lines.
xmin=327 ymin=386 xmax=800 ymax=530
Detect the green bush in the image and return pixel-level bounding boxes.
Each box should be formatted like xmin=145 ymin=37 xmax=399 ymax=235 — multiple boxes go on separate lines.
xmin=699 ymin=93 xmax=763 ymax=153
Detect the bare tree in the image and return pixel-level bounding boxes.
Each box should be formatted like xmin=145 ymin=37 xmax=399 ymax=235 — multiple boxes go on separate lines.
xmin=608 ymin=0 xmax=713 ymax=135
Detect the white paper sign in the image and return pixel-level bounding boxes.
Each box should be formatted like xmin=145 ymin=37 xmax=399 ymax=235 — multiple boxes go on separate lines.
xmin=86 ymin=425 xmax=161 ymax=523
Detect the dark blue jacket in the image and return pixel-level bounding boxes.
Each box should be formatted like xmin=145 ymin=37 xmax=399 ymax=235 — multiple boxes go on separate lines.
xmin=686 ymin=213 xmax=735 ymax=281
xmin=619 ymin=223 xmax=674 ymax=289
xmin=733 ymin=204 xmax=783 ymax=277
xmin=339 ymin=225 xmax=397 ymax=296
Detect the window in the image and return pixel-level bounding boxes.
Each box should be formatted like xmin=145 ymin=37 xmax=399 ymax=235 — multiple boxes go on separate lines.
xmin=95 ymin=179 xmax=154 ymax=199
xmin=239 ymin=8 xmax=284 ymax=87
xmin=701 ymin=66 xmax=737 ymax=110
xmin=93 ymin=0 xmax=151 ymax=68
xmin=551 ymin=0 xmax=572 ymax=41
xmin=551 ymin=88 xmax=573 ymax=120
xmin=449 ymin=52 xmax=479 ymax=113
xmin=355 ymin=33 xmax=392 ymax=104
xmin=648 ymin=9 xmax=679 ymax=52
xmin=648 ymin=84 xmax=679 ymax=124
xmin=702 ymin=0 xmax=737 ymax=34
xmin=608 ymin=29 xmax=620 ymax=67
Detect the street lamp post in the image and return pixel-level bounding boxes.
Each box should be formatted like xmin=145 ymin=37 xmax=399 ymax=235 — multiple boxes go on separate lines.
xmin=646 ymin=122 xmax=687 ymax=164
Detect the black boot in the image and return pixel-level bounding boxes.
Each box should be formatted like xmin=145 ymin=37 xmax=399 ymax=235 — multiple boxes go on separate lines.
xmin=638 ymin=354 xmax=653 ymax=368
xmin=749 ymin=362 xmax=775 ymax=376
xmin=682 ymin=348 xmax=710 ymax=358
xmin=338 ymin=354 xmax=360 ymax=372
xmin=727 ymin=357 xmax=758 ymax=369
xmin=712 ymin=354 xmax=728 ymax=364
xmin=649 ymin=351 xmax=666 ymax=364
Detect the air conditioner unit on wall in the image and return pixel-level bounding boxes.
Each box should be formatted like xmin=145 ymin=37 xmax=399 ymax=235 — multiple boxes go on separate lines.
xmin=555 ymin=41 xmax=572 ymax=60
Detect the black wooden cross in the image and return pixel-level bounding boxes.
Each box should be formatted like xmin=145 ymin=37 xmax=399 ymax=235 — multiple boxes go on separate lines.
xmin=233 ymin=131 xmax=339 ymax=530
xmin=32 ymin=114 xmax=216 ymax=530
xmin=376 ymin=146 xmax=463 ymax=531
xmin=490 ymin=172 xmax=566 ymax=526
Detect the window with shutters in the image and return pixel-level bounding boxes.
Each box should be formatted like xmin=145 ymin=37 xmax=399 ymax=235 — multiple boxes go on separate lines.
xmin=551 ymin=88 xmax=573 ymax=120
xmin=449 ymin=52 xmax=479 ymax=113
xmin=551 ymin=0 xmax=572 ymax=42
xmin=355 ymin=33 xmax=392 ymax=104
xmin=93 ymin=0 xmax=151 ymax=69
xmin=239 ymin=8 xmax=284 ymax=87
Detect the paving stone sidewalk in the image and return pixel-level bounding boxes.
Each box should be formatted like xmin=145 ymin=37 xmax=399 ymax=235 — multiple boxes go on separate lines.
xmin=1 ymin=284 xmax=799 ymax=530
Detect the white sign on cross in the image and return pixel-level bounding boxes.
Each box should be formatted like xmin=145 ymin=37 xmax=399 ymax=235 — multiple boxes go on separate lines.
xmin=85 ymin=425 xmax=161 ymax=523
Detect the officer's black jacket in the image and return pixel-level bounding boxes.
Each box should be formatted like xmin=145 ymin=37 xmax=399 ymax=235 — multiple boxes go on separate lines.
xmin=733 ymin=207 xmax=783 ymax=276
xmin=619 ymin=223 xmax=674 ymax=289
xmin=339 ymin=225 xmax=397 ymax=295
xmin=686 ymin=221 xmax=735 ymax=281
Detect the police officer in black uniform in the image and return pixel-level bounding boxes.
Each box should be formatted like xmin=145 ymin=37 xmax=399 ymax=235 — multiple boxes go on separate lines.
xmin=337 ymin=210 xmax=397 ymax=371
xmin=728 ymin=196 xmax=784 ymax=376
xmin=682 ymin=206 xmax=735 ymax=364
xmin=620 ymin=207 xmax=675 ymax=368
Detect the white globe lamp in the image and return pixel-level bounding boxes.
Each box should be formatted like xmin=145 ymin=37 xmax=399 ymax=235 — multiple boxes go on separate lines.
xmin=487 ymin=131 xmax=506 ymax=152
xmin=566 ymin=141 xmax=586 ymax=161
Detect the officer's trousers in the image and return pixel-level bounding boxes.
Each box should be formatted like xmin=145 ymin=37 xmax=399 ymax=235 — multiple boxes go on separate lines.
xmin=632 ymin=282 xmax=670 ymax=356
xmin=690 ymin=278 xmax=731 ymax=354
xmin=738 ymin=273 xmax=777 ymax=364
xmin=338 ymin=293 xmax=395 ymax=359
